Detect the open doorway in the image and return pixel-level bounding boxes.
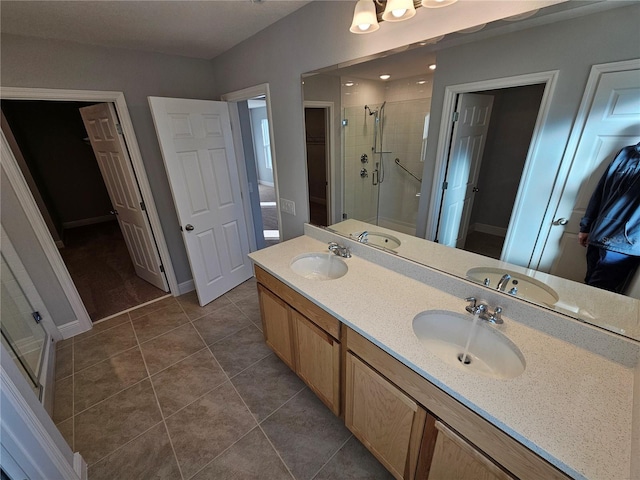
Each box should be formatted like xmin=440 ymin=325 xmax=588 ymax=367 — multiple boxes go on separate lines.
xmin=304 ymin=106 xmax=330 ymax=226
xmin=2 ymin=99 xmax=169 ymax=321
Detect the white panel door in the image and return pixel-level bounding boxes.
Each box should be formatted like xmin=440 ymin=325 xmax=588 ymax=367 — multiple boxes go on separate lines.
xmin=538 ymin=68 xmax=640 ymax=282
xmin=148 ymin=97 xmax=253 ymax=306
xmin=79 ymin=103 xmax=168 ymax=292
xmin=438 ymin=94 xmax=494 ymax=247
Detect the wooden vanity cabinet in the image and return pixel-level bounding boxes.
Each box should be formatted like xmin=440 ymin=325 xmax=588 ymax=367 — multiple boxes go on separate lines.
xmin=256 ymin=266 xmax=341 ymax=415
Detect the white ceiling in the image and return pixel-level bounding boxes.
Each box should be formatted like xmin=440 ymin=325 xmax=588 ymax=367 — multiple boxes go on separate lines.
xmin=0 ymin=1 xmax=310 ymax=60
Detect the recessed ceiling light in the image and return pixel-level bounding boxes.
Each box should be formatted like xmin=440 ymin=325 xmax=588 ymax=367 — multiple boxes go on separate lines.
xmin=428 ymin=64 xmax=436 ymax=71
xmin=379 ymin=74 xmax=391 ymax=80
xmin=345 ymin=81 xmax=355 ymax=87
xmin=417 ymin=80 xmax=427 ymax=85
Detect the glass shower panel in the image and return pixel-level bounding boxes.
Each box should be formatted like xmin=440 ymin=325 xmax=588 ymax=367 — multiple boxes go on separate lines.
xmin=1 ymin=253 xmax=46 ymax=397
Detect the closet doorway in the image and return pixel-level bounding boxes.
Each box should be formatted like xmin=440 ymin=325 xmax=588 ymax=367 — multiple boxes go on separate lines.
xmin=2 ymin=99 xmax=170 ymax=322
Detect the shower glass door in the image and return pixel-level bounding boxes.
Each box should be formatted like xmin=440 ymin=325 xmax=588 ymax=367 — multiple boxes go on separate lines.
xmin=1 ymin=252 xmax=46 ymax=398
xmin=342 ymin=98 xmax=430 ymax=235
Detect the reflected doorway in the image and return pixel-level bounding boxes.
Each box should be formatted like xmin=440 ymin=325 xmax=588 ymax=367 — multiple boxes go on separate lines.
xmin=305 ymin=106 xmax=330 ymax=226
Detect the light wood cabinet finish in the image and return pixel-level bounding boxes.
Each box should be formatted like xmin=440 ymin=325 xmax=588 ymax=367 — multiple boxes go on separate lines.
xmin=345 ymin=328 xmax=571 ymax=480
xmin=345 ymin=352 xmax=426 ymax=480
xmin=428 ymin=421 xmax=515 ymax=480
xmin=256 ymin=266 xmax=341 ymax=415
xmin=258 ymin=284 xmax=295 ymax=370
xmin=293 ymin=311 xmax=341 ymax=415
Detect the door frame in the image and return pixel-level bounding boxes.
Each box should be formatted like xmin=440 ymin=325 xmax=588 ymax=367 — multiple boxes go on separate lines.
xmin=221 ymin=83 xmax=280 ymax=251
xmin=0 ymin=87 xmax=178 ymax=337
xmin=425 ymin=70 xmax=559 ymax=262
xmin=303 ymin=101 xmax=336 ymax=225
xmin=530 ymin=58 xmax=640 ymax=270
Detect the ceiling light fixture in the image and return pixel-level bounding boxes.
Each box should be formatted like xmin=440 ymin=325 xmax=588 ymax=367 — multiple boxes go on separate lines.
xmin=350 ymin=0 xmax=458 ymax=34
xmin=428 ymin=64 xmax=436 ymax=70
xmin=345 ymin=81 xmax=355 ymax=87
xmin=379 ymin=74 xmax=391 ymax=80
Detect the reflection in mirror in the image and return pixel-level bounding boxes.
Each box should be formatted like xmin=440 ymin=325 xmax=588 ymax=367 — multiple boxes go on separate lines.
xmin=302 ymin=1 xmax=640 ymax=341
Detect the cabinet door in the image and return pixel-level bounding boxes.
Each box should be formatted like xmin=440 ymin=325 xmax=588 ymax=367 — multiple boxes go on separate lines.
xmin=258 ymin=284 xmax=295 ymax=370
xmin=428 ymin=421 xmax=515 ymax=480
xmin=345 ymin=352 xmax=426 ymax=480
xmin=293 ymin=311 xmax=341 ymax=415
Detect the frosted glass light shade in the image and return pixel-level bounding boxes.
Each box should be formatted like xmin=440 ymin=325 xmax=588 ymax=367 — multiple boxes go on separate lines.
xmin=350 ymin=0 xmax=380 ymax=34
xmin=422 ymin=0 xmax=458 ymax=8
xmin=382 ymin=0 xmax=416 ymax=22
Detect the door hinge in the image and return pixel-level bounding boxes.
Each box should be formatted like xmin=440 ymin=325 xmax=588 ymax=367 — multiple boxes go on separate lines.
xmin=159 ymin=264 xmax=165 ymax=273
xmin=452 ymin=111 xmax=459 ymax=122
xmin=442 ymin=181 xmax=448 ymax=190
xmin=115 ymin=123 xmax=123 ymax=135
xmin=32 ymin=311 xmax=43 ymax=324
xmin=140 ymin=201 xmax=146 ymax=211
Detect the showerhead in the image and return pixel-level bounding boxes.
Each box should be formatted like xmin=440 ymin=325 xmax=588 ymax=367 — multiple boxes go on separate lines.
xmin=364 ymin=105 xmax=377 ymax=116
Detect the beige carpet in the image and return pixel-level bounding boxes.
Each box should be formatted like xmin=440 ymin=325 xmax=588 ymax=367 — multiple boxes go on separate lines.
xmin=60 ymin=221 xmax=167 ymax=322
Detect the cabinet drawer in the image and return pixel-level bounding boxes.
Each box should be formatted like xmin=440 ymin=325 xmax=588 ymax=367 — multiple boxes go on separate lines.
xmin=255 ymin=265 xmax=341 ymax=339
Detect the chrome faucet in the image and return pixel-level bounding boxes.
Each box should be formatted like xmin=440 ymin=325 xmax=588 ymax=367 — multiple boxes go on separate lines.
xmin=464 ymin=297 xmax=504 ymax=324
xmin=356 ymin=231 xmax=369 ymax=243
xmin=496 ymin=273 xmax=512 ymax=292
xmin=328 ymin=242 xmax=351 ymax=258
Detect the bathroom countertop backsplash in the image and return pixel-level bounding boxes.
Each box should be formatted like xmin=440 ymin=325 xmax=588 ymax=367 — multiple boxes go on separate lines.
xmin=249 ymin=227 xmax=639 ymax=480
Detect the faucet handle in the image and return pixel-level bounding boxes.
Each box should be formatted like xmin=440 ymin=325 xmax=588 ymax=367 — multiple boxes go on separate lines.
xmin=464 ymin=297 xmax=477 ymax=313
xmin=489 ymin=306 xmax=504 ymax=324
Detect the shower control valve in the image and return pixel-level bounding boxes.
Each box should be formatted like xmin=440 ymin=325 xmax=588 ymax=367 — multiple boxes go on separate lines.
xmin=360 ymin=168 xmax=368 ymax=178
xmin=360 ymin=154 xmax=368 ymax=163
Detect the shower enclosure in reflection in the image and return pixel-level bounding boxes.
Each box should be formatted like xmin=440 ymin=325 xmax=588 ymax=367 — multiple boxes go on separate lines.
xmin=342 ymin=98 xmax=430 ymax=235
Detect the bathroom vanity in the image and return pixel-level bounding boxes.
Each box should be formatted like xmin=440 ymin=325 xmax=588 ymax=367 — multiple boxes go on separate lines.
xmin=249 ymin=225 xmax=638 ymax=480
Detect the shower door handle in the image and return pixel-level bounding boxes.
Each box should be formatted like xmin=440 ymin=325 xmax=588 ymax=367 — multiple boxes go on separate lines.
xmin=372 ymin=169 xmax=378 ymax=185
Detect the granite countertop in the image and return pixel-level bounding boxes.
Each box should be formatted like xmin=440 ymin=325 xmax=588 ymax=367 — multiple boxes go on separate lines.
xmin=249 ymin=234 xmax=637 ymax=480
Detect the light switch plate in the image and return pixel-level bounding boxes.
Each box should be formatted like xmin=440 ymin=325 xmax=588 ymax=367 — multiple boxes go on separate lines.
xmin=280 ymin=198 xmax=296 ymax=216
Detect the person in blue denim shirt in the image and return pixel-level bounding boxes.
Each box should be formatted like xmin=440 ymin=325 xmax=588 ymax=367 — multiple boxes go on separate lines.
xmin=578 ymin=141 xmax=640 ymax=294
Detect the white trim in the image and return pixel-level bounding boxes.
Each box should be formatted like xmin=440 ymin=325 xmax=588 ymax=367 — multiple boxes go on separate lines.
xmin=0 ymin=87 xmax=179 ymax=300
xmin=92 ymin=293 xmax=172 ymax=324
xmin=304 ymin=100 xmax=336 ymax=225
xmin=529 ymin=59 xmax=640 ymax=268
xmin=426 ymin=71 xmax=559 ymax=265
xmin=222 ymin=83 xmax=283 ymax=245
xmin=258 ymin=180 xmax=275 ymax=187
xmin=62 ymin=215 xmax=114 ymax=229
xmin=178 ymin=279 xmax=195 ymax=295
xmin=1 ymin=344 xmax=82 ymax=480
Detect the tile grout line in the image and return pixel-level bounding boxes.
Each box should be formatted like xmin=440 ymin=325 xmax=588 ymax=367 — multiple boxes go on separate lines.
xmin=130 ymin=313 xmax=186 ymax=480
xmin=308 ymin=434 xmax=355 ymax=480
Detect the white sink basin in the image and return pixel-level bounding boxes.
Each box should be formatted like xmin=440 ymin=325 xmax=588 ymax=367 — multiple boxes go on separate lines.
xmin=352 ymin=231 xmax=401 ymax=250
xmin=290 ymin=253 xmax=348 ymax=280
xmin=466 ymin=267 xmax=559 ymax=307
xmin=412 ymin=310 xmax=525 ymax=379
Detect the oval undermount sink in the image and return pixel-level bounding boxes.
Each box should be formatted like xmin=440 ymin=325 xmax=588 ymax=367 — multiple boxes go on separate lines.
xmin=366 ymin=232 xmax=401 ymax=250
xmin=290 ymin=253 xmax=348 ymax=280
xmin=466 ymin=267 xmax=559 ymax=307
xmin=412 ymin=310 xmax=525 ymax=379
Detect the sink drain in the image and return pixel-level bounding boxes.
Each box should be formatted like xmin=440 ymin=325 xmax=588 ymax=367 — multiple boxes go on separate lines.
xmin=457 ymin=353 xmax=472 ymax=365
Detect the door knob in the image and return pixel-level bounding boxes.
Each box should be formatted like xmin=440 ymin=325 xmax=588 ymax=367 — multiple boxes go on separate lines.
xmin=185 ymin=224 xmax=195 ymax=231
xmin=552 ymin=217 xmax=569 ymax=226
xmin=472 ymin=187 xmax=480 ymax=193
xmin=110 ymin=209 xmax=119 ymax=215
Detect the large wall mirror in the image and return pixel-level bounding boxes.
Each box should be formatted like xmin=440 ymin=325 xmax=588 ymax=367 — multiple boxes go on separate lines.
xmin=302 ymin=1 xmax=640 ymax=341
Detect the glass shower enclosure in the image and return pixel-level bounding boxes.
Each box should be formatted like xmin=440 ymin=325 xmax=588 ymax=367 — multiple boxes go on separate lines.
xmin=342 ymin=98 xmax=430 ymax=235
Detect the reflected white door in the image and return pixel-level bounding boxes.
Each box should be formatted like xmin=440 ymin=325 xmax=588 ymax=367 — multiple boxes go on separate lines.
xmin=148 ymin=97 xmax=253 ymax=306
xmin=79 ymin=103 xmax=169 ymax=292
xmin=537 ymin=67 xmax=640 ymax=282
xmin=438 ymin=94 xmax=494 ymax=247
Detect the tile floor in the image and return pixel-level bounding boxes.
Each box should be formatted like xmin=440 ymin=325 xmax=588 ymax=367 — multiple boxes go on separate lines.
xmin=52 ymin=278 xmax=393 ymax=480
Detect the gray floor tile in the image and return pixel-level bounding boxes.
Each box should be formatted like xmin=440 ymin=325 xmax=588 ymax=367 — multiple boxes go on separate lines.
xmin=139 ymin=323 xmax=205 ymax=375
xmin=232 ymin=353 xmax=305 ymax=422
xmin=224 ymin=277 xmax=257 ymax=303
xmin=209 ymin=324 xmax=271 ymax=377
xmin=74 ymin=321 xmax=137 ymax=372
xmin=191 ymin=427 xmax=292 ymax=480
xmin=233 ymin=294 xmax=262 ymax=326
xmin=89 ymin=423 xmax=181 ymax=480
xmin=74 ymin=347 xmax=148 ymax=414
xmin=177 ymin=291 xmax=232 ymax=321
xmin=313 ymin=436 xmax=394 ymax=480
xmin=129 ymin=296 xmax=178 ymax=320
xmin=55 ymin=344 xmax=73 ymax=380
xmin=151 ymin=348 xmax=228 ymax=417
xmin=261 ymin=388 xmax=351 ymax=480
xmin=165 ymin=381 xmax=257 ymax=479
xmin=132 ymin=301 xmax=189 ymax=344
xmin=74 ymin=379 xmax=162 ymax=465
xmin=74 ymin=312 xmax=130 ymax=343
xmin=192 ymin=303 xmax=252 ymax=346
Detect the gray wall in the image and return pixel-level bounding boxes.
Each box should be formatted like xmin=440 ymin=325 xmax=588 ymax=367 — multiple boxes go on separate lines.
xmin=416 ymin=4 xmax=640 ymax=265
xmin=0 ymin=33 xmax=218 ymax=285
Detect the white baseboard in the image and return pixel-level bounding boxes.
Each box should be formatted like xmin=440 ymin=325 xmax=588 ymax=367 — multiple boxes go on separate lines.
xmin=74 ymin=452 xmax=88 ymax=480
xmin=57 ymin=320 xmax=91 ymax=340
xmin=258 ymin=180 xmax=274 ymax=187
xmin=177 ymin=279 xmax=195 ymax=295
xmin=469 ymin=223 xmax=507 ymax=238
xmin=62 ymin=215 xmax=114 ymax=229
